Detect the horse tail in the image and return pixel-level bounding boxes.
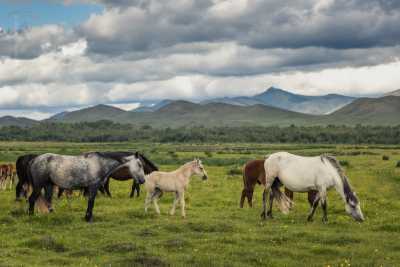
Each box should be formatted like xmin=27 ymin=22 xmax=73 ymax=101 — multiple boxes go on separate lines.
xmin=271 ymin=181 xmax=292 ymax=215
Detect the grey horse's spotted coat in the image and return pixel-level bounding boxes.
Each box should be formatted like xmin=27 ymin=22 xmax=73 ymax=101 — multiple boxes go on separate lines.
xmin=28 ymin=151 xmax=146 ymax=222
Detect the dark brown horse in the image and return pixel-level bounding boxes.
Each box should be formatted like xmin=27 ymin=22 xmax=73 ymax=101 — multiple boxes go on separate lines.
xmin=240 ymin=159 xmax=318 ymax=208
xmin=103 ymin=153 xmax=158 ymax=198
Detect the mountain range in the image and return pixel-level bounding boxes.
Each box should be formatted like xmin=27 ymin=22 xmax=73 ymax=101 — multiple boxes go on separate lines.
xmin=200 ymin=87 xmax=355 ymax=115
xmin=1 ymin=87 xmax=399 ymax=128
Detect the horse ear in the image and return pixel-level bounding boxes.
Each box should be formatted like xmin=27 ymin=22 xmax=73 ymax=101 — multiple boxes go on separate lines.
xmin=135 ymin=151 xmax=140 ymax=158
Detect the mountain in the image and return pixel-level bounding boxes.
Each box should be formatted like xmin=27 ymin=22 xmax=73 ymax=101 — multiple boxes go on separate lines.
xmin=329 ymin=96 xmax=400 ymax=125
xmin=0 ymin=116 xmax=38 ymax=128
xmin=116 ymin=100 xmax=315 ymax=127
xmin=201 ymin=87 xmax=355 ymax=115
xmin=384 ymin=89 xmax=400 ymax=97
xmin=48 ymin=104 xmax=127 ymax=123
xmin=134 ymin=100 xmax=173 ymax=112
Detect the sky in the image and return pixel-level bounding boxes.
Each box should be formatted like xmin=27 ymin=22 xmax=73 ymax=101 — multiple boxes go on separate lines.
xmin=0 ymin=0 xmax=400 ymax=120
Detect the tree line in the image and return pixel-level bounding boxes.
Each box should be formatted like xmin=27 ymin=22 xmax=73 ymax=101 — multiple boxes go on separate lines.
xmin=0 ymin=121 xmax=399 ymax=144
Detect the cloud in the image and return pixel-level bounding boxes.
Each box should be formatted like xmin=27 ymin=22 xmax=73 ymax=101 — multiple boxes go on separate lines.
xmin=1 ymin=0 xmax=400 ymax=119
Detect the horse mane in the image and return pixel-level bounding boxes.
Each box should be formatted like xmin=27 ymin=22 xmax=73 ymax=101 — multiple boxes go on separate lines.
xmin=137 ymin=153 xmax=159 ymax=174
xmin=91 ymin=151 xmax=158 ymax=175
xmin=321 ymin=155 xmax=357 ymax=203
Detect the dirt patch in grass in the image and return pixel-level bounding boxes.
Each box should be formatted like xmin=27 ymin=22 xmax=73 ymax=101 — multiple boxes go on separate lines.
xmin=163 ymin=239 xmax=189 ymax=250
xmin=114 ymin=253 xmax=169 ymax=267
xmin=68 ymin=249 xmax=97 ymax=258
xmin=24 ymin=235 xmax=67 ymax=253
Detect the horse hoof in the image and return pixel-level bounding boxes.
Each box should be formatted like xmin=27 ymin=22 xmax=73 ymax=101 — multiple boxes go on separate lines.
xmin=322 ymin=218 xmax=328 ymax=224
xmin=307 ymin=217 xmax=313 ymax=222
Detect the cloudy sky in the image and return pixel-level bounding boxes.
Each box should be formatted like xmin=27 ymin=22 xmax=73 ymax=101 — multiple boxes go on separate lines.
xmin=1 ymin=0 xmax=400 ymax=119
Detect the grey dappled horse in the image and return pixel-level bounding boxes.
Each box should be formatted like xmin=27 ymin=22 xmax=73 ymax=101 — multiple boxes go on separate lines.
xmin=28 ymin=152 xmax=145 ymax=222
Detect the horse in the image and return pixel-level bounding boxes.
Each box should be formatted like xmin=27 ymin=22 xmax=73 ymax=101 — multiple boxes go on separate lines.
xmin=0 ymin=164 xmax=15 ymax=190
xmin=144 ymin=159 xmax=208 ymax=218
xmin=240 ymin=159 xmax=318 ymax=208
xmin=56 ymin=152 xmax=157 ymax=198
xmin=16 ymin=154 xmax=39 ymax=200
xmin=262 ymin=152 xmax=364 ymax=223
xmin=102 ymin=152 xmax=158 ymax=198
xmin=28 ymin=151 xmax=146 ymax=222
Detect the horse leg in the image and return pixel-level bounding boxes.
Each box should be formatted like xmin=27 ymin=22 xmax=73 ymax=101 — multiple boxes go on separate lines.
xmin=266 ymin=189 xmax=274 ymax=219
xmin=308 ymin=191 xmax=318 ymax=208
xmin=57 ymin=188 xmax=64 ymax=199
xmin=44 ymin=183 xmax=54 ymax=212
xmin=152 ymin=188 xmax=162 ymax=215
xmin=144 ymin=191 xmax=152 ymax=213
xmin=240 ymin=188 xmax=247 ymax=208
xmin=28 ymin=187 xmax=42 ymax=215
xmin=247 ymin=184 xmax=255 ymax=208
xmin=85 ymin=185 xmax=99 ymax=223
xmin=135 ymin=181 xmax=140 ymax=197
xmin=15 ymin=179 xmax=24 ymax=201
xmin=307 ymin=192 xmax=321 ymax=222
xmin=320 ymin=189 xmax=328 ymax=223
xmin=261 ymin=189 xmax=267 ymax=219
xmin=180 ymin=191 xmax=186 ymax=218
xmin=285 ymin=188 xmax=294 ymax=209
xmin=170 ymin=191 xmax=180 ymax=216
xmin=130 ymin=180 xmax=136 ymax=198
xmin=103 ymin=178 xmax=112 ymax=197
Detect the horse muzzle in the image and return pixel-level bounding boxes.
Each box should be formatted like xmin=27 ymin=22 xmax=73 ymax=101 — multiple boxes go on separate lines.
xmin=202 ymin=175 xmax=208 ymax=181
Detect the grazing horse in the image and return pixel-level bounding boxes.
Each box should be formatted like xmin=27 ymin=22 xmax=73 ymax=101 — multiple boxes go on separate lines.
xmin=103 ymin=152 xmax=158 ymax=198
xmin=0 ymin=164 xmax=15 ymax=190
xmin=240 ymin=159 xmax=318 ymax=208
xmin=145 ymin=159 xmax=208 ymax=218
xmin=262 ymin=152 xmax=365 ymax=223
xmin=28 ymin=151 xmax=146 ymax=222
xmin=16 ymin=154 xmax=39 ymax=200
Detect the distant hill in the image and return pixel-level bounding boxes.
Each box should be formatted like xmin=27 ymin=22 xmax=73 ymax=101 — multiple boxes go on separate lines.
xmin=117 ymin=100 xmax=315 ymax=127
xmin=329 ymin=96 xmax=400 ymax=125
xmin=384 ymin=89 xmax=400 ymax=97
xmin=0 ymin=116 xmax=38 ymax=128
xmin=48 ymin=104 xmax=127 ymax=123
xmin=201 ymin=87 xmax=355 ymax=115
xmin=134 ymin=100 xmax=173 ymax=112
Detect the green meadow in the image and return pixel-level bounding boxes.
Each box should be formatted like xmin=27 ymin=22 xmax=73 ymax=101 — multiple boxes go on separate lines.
xmin=0 ymin=142 xmax=399 ymax=266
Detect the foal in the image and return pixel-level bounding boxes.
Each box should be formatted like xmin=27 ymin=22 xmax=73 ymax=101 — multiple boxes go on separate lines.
xmin=145 ymin=159 xmax=208 ymax=218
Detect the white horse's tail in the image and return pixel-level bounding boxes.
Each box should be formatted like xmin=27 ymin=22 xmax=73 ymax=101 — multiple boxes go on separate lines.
xmin=271 ymin=186 xmax=293 ymax=215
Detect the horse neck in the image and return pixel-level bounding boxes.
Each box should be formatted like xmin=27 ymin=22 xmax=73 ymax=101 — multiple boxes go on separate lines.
xmin=177 ymin=162 xmax=195 ymax=182
xmin=333 ymin=175 xmax=352 ymax=203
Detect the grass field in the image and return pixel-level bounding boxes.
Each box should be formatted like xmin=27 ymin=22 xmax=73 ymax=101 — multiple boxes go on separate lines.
xmin=0 ymin=142 xmax=400 ymax=266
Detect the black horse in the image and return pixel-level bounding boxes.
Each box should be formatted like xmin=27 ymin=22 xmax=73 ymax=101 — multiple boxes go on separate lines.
xmin=15 ymin=154 xmax=39 ymax=201
xmin=28 ymin=151 xmax=146 ymax=222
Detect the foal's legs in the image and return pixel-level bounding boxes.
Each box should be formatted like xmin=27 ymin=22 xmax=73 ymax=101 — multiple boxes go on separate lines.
xmin=307 ymin=192 xmax=321 ymax=222
xmin=170 ymin=191 xmax=180 ymax=216
xmin=151 ymin=189 xmax=162 ymax=215
xmin=180 ymin=191 xmax=186 ymax=218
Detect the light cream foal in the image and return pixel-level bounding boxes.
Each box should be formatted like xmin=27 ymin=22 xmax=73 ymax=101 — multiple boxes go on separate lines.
xmin=144 ymin=159 xmax=208 ymax=218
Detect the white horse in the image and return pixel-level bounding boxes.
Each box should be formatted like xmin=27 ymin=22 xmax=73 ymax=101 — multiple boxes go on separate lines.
xmin=144 ymin=159 xmax=208 ymax=218
xmin=263 ymin=152 xmax=364 ymax=223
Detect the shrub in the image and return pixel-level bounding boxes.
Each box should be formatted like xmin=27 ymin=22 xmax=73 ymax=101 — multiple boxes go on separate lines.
xmin=383 ymin=155 xmax=390 ymax=161
xmin=339 ymin=160 xmax=350 ymax=167
xmin=227 ymin=166 xmax=242 ymax=176
xmin=204 ymin=151 xmax=213 ymax=158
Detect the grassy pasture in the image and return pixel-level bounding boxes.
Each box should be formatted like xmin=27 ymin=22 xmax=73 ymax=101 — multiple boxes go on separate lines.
xmin=0 ymin=142 xmax=400 ymax=266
